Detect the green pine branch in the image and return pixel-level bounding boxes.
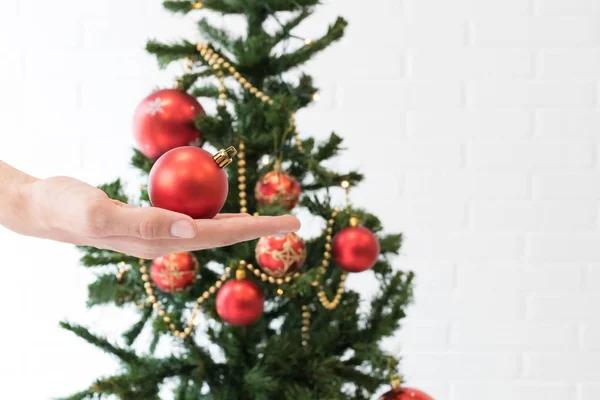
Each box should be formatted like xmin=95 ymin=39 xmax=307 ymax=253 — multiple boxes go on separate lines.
xmin=78 ymin=248 xmax=138 ymax=267
xmin=59 ymin=388 xmax=97 ymax=400
xmin=379 ymin=233 xmax=403 ymax=255
xmin=131 ymin=148 xmax=154 ymax=174
xmin=365 ymin=271 xmax=414 ymax=343
xmin=178 ymin=70 xmax=216 ymax=91
xmin=191 ymin=84 xmax=237 ymax=102
xmin=163 ymin=1 xmax=197 ymax=14
xmin=270 ymin=8 xmax=313 ymax=45
xmin=98 ymin=179 xmax=128 ymax=203
xmin=179 ymin=0 xmax=319 ymax=14
xmin=123 ymin=307 xmax=153 ymax=346
xmin=273 ymin=17 xmax=347 ymax=73
xmin=60 ymin=322 xmax=139 ymax=365
xmin=198 ymin=18 xmax=236 ymax=51
xmin=146 ymin=40 xmax=198 ymax=68
xmin=87 ymin=273 xmax=144 ymax=307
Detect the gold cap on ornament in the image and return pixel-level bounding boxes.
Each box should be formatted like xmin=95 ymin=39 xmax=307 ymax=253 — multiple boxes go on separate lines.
xmin=349 ymin=216 xmax=359 ymax=227
xmin=236 ymin=268 xmax=247 ymax=280
xmin=213 ymin=146 xmax=238 ymax=168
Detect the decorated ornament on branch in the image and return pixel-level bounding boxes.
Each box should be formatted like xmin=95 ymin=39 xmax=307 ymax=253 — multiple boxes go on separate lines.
xmin=133 ymin=89 xmax=205 ymax=159
xmin=255 ymin=233 xmax=307 ymax=277
xmin=378 ymin=388 xmax=434 ymax=400
xmin=148 ymin=146 xmax=237 ymax=219
xmin=332 ymin=217 xmax=380 ymax=273
xmin=216 ymin=269 xmax=264 ymax=326
xmin=255 ymin=164 xmax=301 ymax=210
xmin=151 ymin=252 xmax=198 ymax=293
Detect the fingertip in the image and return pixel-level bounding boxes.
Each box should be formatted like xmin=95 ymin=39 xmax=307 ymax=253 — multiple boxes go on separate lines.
xmin=278 ymin=214 xmax=301 ymax=233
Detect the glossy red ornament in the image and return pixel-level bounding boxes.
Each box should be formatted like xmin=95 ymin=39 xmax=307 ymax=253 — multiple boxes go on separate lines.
xmin=150 ymin=252 xmax=198 ymax=293
xmin=378 ymin=387 xmax=434 ymax=400
xmin=255 ymin=233 xmax=307 ymax=277
xmin=133 ymin=89 xmax=204 ymax=159
xmin=216 ymin=273 xmax=264 ymax=326
xmin=255 ymin=169 xmax=301 ymax=210
xmin=148 ymin=146 xmax=234 ymax=219
xmin=332 ymin=225 xmax=380 ymax=273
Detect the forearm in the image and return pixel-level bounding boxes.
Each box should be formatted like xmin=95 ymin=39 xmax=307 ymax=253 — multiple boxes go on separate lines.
xmin=0 ymin=161 xmax=39 ymax=232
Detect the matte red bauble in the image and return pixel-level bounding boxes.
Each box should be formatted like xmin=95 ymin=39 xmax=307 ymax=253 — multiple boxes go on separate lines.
xmin=150 ymin=252 xmax=198 ymax=293
xmin=378 ymin=387 xmax=434 ymax=400
xmin=255 ymin=233 xmax=307 ymax=277
xmin=216 ymin=272 xmax=264 ymax=326
xmin=148 ymin=146 xmax=236 ymax=219
xmin=255 ymin=170 xmax=301 ymax=210
xmin=332 ymin=223 xmax=380 ymax=273
xmin=133 ymin=89 xmax=205 ymax=159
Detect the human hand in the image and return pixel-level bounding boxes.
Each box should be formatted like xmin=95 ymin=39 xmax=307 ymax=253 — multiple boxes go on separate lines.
xmin=13 ymin=176 xmax=300 ymax=259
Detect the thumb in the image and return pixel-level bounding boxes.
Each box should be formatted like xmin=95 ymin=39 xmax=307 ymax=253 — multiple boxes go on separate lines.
xmin=102 ymin=205 xmax=197 ymax=239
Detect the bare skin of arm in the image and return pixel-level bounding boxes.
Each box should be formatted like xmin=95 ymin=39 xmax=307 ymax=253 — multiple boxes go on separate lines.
xmin=0 ymin=161 xmax=300 ymax=259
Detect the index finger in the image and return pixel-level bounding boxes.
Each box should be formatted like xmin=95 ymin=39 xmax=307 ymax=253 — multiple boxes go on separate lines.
xmin=192 ymin=214 xmax=301 ymax=248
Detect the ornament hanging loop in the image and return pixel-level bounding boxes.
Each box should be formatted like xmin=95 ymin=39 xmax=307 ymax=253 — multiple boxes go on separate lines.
xmin=214 ymin=146 xmax=238 ymax=168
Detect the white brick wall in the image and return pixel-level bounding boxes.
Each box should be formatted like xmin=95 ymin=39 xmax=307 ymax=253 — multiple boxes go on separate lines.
xmin=0 ymin=0 xmax=599 ymax=399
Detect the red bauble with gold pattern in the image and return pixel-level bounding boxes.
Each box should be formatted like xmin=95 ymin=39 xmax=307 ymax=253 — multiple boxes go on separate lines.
xmin=216 ymin=271 xmax=264 ymax=326
xmin=148 ymin=146 xmax=236 ymax=219
xmin=255 ymin=233 xmax=307 ymax=277
xmin=150 ymin=252 xmax=198 ymax=293
xmin=332 ymin=219 xmax=380 ymax=273
xmin=133 ymin=89 xmax=205 ymax=159
xmin=255 ymin=169 xmax=301 ymax=210
xmin=378 ymin=387 xmax=434 ymax=400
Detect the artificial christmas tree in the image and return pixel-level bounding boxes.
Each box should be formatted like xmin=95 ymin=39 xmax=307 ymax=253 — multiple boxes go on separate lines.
xmin=61 ymin=1 xmax=416 ymax=399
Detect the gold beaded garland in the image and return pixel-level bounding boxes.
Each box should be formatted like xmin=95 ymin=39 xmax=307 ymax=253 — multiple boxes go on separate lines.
xmin=316 ymin=210 xmax=347 ymax=311
xmin=116 ymin=261 xmax=130 ymax=282
xmin=196 ymin=43 xmax=274 ymax=105
xmin=237 ymin=140 xmax=248 ymax=213
xmin=140 ymin=260 xmax=233 ymax=340
xmin=290 ymin=114 xmax=304 ymax=152
xmin=217 ymin=71 xmax=227 ymax=108
xmin=301 ymin=305 xmax=311 ymax=346
xmin=245 ymin=263 xmax=303 ymax=285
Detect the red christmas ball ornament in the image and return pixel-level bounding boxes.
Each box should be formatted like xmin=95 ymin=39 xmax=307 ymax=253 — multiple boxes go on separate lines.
xmin=133 ymin=89 xmax=205 ymax=159
xmin=255 ymin=233 xmax=307 ymax=277
xmin=255 ymin=168 xmax=301 ymax=210
xmin=332 ymin=217 xmax=380 ymax=273
xmin=150 ymin=252 xmax=198 ymax=293
xmin=378 ymin=387 xmax=434 ymax=400
xmin=216 ymin=270 xmax=264 ymax=326
xmin=148 ymin=146 xmax=237 ymax=219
